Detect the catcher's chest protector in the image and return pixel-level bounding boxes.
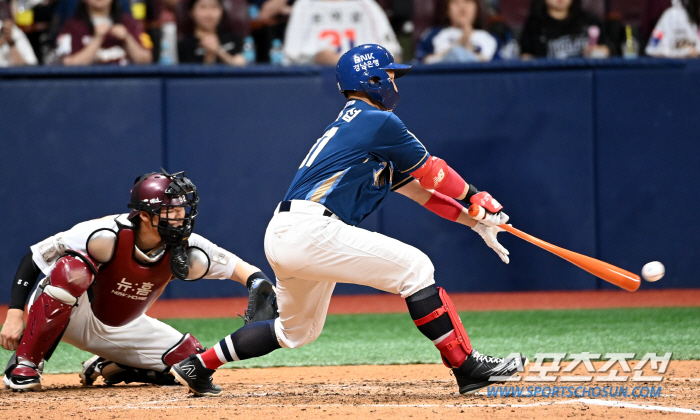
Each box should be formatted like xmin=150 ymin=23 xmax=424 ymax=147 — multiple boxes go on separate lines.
xmin=90 ymin=228 xmax=172 ymax=327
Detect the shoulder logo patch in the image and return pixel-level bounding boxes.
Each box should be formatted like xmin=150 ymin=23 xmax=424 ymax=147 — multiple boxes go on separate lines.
xmin=342 ymin=109 xmax=362 ymax=122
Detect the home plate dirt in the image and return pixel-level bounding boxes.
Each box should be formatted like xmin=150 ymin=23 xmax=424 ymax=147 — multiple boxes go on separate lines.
xmin=3 ymin=362 xmax=700 ymax=419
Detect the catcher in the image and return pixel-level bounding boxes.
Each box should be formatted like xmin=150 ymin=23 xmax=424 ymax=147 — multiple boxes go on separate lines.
xmin=1 ymin=170 xmax=278 ymax=391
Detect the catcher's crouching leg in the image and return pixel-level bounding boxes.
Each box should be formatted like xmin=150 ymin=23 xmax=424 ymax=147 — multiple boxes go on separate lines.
xmin=242 ymin=271 xmax=278 ymax=325
xmin=80 ymin=333 xmax=206 ymax=386
xmin=6 ymin=253 xmax=95 ymax=391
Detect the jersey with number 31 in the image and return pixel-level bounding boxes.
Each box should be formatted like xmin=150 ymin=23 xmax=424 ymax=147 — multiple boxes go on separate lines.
xmin=284 ymin=100 xmax=429 ymax=225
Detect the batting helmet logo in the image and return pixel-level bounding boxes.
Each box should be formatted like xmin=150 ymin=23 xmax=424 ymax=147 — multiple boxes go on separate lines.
xmin=336 ymin=44 xmax=411 ymax=110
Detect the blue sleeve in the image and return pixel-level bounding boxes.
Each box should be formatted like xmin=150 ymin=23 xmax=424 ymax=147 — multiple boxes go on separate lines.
xmin=371 ymin=113 xmax=429 ymax=176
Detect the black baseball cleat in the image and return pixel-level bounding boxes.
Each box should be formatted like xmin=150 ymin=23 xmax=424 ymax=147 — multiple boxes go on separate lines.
xmin=453 ymin=350 xmax=528 ymax=395
xmin=171 ymin=355 xmax=222 ymax=397
xmin=80 ymin=355 xmax=106 ymax=386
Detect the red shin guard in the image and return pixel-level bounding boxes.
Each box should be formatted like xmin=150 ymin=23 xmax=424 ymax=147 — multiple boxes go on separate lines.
xmin=163 ymin=333 xmax=205 ymax=367
xmin=16 ymin=293 xmax=73 ymax=365
xmin=413 ymin=287 xmax=472 ymax=368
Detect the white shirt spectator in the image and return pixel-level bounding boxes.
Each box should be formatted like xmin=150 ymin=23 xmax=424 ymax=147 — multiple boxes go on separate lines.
xmin=645 ymin=0 xmax=700 ymax=58
xmin=425 ymin=27 xmax=497 ymax=63
xmin=0 ymin=20 xmax=38 ymax=67
xmin=282 ymin=0 xmax=401 ymax=65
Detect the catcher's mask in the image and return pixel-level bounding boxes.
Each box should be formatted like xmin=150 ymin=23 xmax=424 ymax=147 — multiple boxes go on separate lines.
xmin=127 ymin=169 xmax=198 ymax=246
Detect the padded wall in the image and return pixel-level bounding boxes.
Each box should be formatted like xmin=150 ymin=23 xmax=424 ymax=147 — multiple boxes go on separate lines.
xmin=0 ymin=60 xmax=696 ymax=303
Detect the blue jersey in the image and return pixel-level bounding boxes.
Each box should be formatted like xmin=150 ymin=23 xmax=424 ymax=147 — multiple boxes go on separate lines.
xmin=284 ymin=100 xmax=429 ymax=225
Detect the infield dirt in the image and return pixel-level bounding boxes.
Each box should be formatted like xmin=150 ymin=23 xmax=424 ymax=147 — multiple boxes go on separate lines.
xmin=3 ymin=361 xmax=699 ymax=420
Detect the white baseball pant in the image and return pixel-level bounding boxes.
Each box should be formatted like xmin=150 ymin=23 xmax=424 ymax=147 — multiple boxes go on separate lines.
xmin=264 ymin=200 xmax=435 ymax=349
xmin=28 ymin=286 xmax=183 ymax=371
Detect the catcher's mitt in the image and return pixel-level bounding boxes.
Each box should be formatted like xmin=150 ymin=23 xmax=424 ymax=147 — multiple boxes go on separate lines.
xmin=242 ymin=278 xmax=279 ymax=324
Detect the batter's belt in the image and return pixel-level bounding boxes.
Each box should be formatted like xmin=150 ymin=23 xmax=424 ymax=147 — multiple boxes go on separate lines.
xmin=275 ymin=200 xmax=341 ymax=221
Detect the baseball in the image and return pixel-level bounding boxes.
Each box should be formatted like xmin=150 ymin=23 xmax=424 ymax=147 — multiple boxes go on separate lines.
xmin=642 ymin=261 xmax=665 ymax=282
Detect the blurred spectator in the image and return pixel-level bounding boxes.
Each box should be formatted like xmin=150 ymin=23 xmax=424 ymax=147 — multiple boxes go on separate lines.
xmin=282 ymin=0 xmax=402 ymax=65
xmin=519 ymin=0 xmax=611 ymax=59
xmin=486 ymin=13 xmax=521 ymax=59
xmin=1 ymin=8 xmax=38 ymax=65
xmin=2 ymin=0 xmax=61 ymax=64
xmin=176 ymin=0 xmax=247 ymax=41
xmin=55 ymin=0 xmax=153 ymax=65
xmin=247 ymin=0 xmax=290 ymax=63
xmin=645 ymin=0 xmax=700 ymax=57
xmin=416 ymin=0 xmax=498 ymax=63
xmin=177 ymin=0 xmax=245 ymax=64
xmin=132 ymin=0 xmax=164 ymax=62
xmin=157 ymin=0 xmax=180 ymax=63
xmin=640 ymin=0 xmax=671 ymax=51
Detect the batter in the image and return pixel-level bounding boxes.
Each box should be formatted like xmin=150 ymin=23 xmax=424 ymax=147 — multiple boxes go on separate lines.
xmin=173 ymin=44 xmax=526 ymax=397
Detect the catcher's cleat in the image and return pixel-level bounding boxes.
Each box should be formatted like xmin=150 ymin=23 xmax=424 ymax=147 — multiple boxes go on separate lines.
xmin=80 ymin=355 xmax=178 ymax=386
xmin=171 ymin=355 xmax=222 ymax=397
xmin=453 ymin=350 xmax=527 ymax=395
xmin=242 ymin=278 xmax=279 ymax=325
xmin=4 ymin=361 xmax=42 ymax=391
xmin=80 ymin=355 xmax=106 ymax=386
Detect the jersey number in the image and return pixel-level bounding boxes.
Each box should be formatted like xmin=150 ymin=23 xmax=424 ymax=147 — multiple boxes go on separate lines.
xmin=299 ymin=127 xmax=339 ymax=168
xmin=319 ymin=29 xmax=356 ymax=53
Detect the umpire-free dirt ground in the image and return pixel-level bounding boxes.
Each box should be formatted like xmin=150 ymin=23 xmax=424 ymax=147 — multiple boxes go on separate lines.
xmin=3 ymin=290 xmax=700 ymax=419
xmin=3 ymin=361 xmax=700 ymax=419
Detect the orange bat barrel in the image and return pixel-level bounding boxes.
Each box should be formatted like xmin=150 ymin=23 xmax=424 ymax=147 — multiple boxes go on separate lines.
xmin=468 ymin=205 xmax=641 ymax=291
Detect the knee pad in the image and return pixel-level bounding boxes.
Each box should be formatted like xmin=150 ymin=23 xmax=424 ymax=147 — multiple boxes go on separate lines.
xmin=49 ymin=252 xmax=96 ymax=299
xmin=162 ymin=333 xmax=205 ymax=367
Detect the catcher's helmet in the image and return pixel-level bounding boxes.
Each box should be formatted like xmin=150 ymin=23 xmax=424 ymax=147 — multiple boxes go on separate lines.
xmin=336 ymin=44 xmax=411 ymax=110
xmin=127 ymin=169 xmax=198 ymax=244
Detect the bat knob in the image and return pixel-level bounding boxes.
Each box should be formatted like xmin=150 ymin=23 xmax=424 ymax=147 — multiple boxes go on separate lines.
xmin=468 ymin=204 xmax=486 ymax=220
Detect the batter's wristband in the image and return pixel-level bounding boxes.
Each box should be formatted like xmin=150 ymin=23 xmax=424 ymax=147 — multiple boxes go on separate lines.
xmin=461 ymin=184 xmax=479 ymax=204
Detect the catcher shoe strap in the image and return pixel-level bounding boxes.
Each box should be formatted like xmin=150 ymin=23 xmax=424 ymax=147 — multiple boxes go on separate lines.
xmin=413 ymin=304 xmax=448 ymax=327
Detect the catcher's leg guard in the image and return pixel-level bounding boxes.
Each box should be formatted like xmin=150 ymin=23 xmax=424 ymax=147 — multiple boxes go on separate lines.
xmin=409 ymin=287 xmax=472 ymax=368
xmin=16 ymin=253 xmax=95 ymax=366
xmin=162 ymin=333 xmax=206 ymax=367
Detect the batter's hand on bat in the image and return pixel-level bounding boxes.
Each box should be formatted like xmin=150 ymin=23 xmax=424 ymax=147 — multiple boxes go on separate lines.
xmin=472 ymin=223 xmax=510 ymax=264
xmin=1 ymin=309 xmax=25 ymax=351
xmin=478 ymin=211 xmax=509 ymax=227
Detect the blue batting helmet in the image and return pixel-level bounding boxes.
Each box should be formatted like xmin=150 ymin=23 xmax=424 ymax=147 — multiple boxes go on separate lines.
xmin=336 ymin=44 xmax=411 ymax=110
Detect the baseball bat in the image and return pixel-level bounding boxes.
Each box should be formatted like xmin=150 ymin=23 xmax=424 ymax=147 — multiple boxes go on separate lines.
xmin=468 ymin=205 xmax=640 ymax=292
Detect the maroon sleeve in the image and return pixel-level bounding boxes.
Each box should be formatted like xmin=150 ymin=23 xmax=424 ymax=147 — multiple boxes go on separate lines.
xmin=56 ymin=18 xmax=90 ymax=57
xmin=121 ymin=13 xmax=153 ymax=49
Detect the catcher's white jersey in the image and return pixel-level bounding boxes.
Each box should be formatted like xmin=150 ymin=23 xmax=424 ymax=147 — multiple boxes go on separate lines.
xmin=282 ymin=0 xmax=401 ymax=65
xmin=30 ymin=214 xmax=239 ymax=278
xmin=646 ymin=1 xmax=700 ymax=58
